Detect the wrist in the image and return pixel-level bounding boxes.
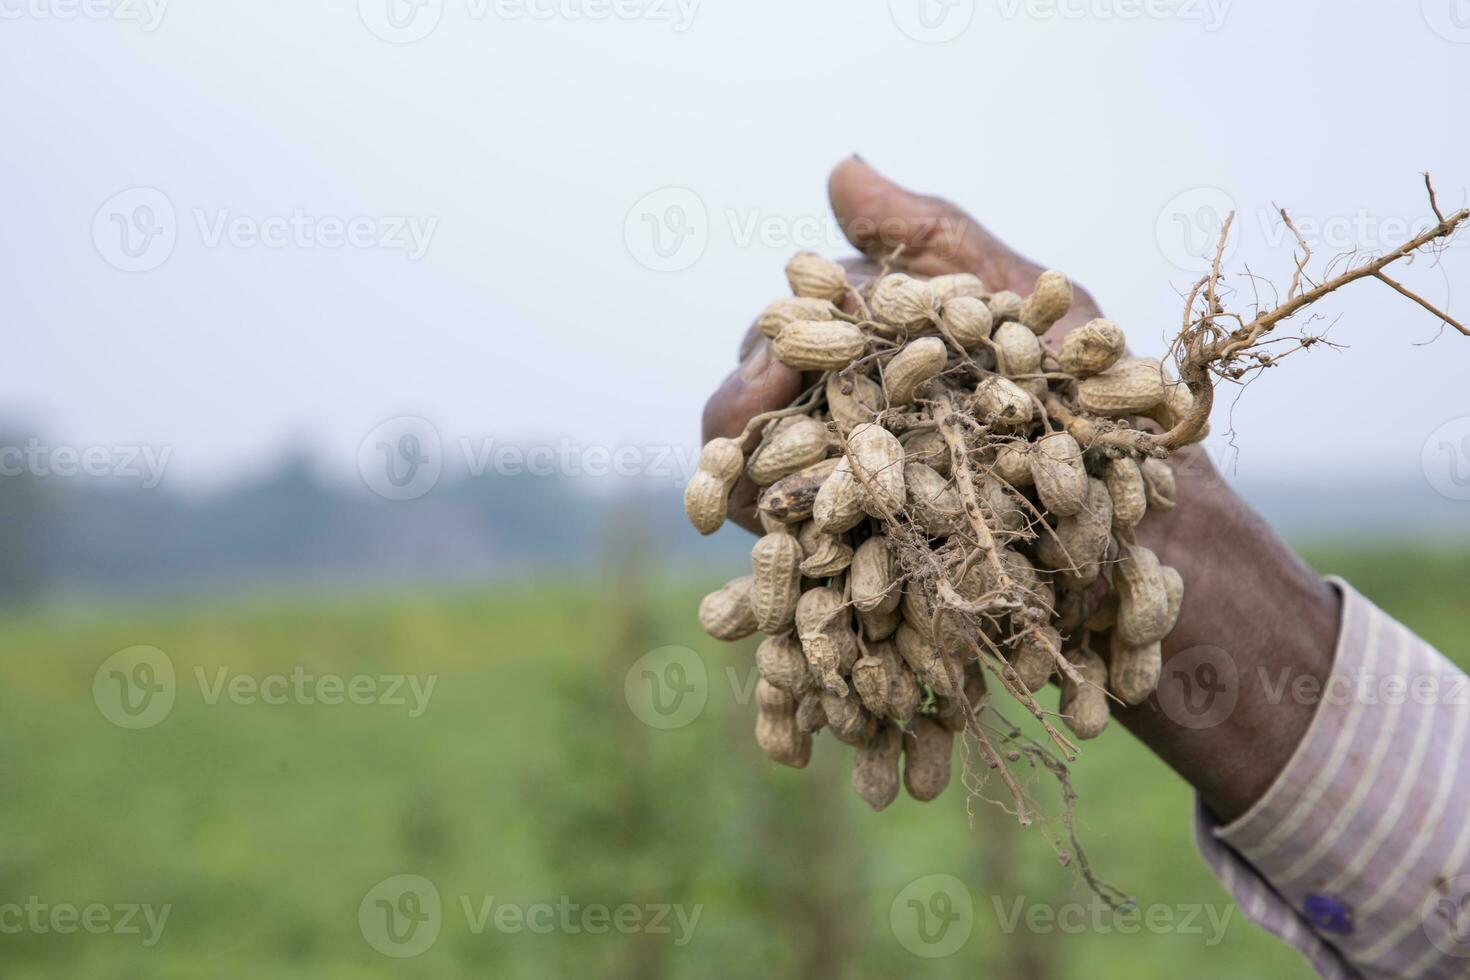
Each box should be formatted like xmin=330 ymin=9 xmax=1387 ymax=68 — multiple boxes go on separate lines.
xmin=1113 ymin=476 xmax=1341 ymax=823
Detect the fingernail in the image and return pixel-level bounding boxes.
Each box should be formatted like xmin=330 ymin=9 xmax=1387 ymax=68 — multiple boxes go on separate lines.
xmin=739 ymin=342 xmax=773 ymax=383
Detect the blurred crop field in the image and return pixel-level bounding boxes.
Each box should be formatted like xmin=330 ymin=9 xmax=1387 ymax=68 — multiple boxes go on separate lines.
xmin=0 ymin=545 xmax=1465 ymax=979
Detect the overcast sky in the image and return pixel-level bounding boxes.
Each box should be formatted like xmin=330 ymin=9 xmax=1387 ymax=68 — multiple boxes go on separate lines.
xmin=4 ymin=0 xmax=1469 ymax=499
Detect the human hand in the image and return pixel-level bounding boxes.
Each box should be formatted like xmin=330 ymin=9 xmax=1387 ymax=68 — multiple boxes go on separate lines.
xmin=702 ymin=156 xmax=1340 ymax=821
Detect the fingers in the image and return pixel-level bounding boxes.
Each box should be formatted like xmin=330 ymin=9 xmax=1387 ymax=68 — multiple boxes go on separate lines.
xmin=701 ymin=339 xmax=803 ymax=533
xmin=828 ymin=155 xmax=1040 ymax=290
xmin=828 ymin=155 xmax=1103 ymax=342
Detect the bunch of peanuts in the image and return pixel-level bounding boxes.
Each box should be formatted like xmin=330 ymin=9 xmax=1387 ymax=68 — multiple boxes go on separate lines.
xmin=686 ymin=252 xmax=1194 ymax=810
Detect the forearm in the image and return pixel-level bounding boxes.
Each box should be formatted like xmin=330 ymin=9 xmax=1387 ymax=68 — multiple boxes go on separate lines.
xmin=1116 ymin=453 xmax=1341 ymax=823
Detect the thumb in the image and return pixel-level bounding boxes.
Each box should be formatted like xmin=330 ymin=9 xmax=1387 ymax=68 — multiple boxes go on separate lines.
xmin=827 ymin=155 xmax=1041 ymax=294
xmin=828 ymin=155 xmax=1102 ymax=337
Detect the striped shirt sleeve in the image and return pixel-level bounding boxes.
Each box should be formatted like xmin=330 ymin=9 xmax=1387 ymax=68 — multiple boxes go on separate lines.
xmin=1194 ymin=578 xmax=1470 ymax=980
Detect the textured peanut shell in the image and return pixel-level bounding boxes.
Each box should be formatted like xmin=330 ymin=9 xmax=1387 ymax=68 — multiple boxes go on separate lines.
xmin=698 ymin=575 xmax=759 ymax=641
xmin=851 ymin=535 xmax=902 ymax=614
xmin=1077 ymin=358 xmax=1169 ymax=416
xmin=857 ymin=604 xmax=902 ymax=642
xmin=895 ymin=622 xmax=960 ymax=697
xmin=886 ymin=668 xmax=921 ymax=723
xmin=940 ymin=295 xmax=994 ymax=349
xmin=795 ymin=587 xmax=858 ymax=693
xmin=1114 ymin=543 xmax=1171 ymax=646
xmin=847 ymin=422 xmax=907 ymax=518
xmin=757 ymin=297 xmax=835 ymax=338
xmin=904 ymin=462 xmax=963 ymax=537
xmin=786 ymin=252 xmax=848 ymax=300
xmin=1057 ymin=318 xmax=1125 ymax=378
xmin=755 ymin=681 xmax=810 ymax=769
xmin=993 ymin=444 xmax=1033 ymax=488
xmin=1007 ymin=627 xmax=1058 ymax=693
xmin=993 ymin=321 xmax=1043 ymax=377
xmin=812 ymin=462 xmax=866 ymax=535
xmin=972 ymin=376 xmax=1034 ymax=429
xmin=772 ymin=321 xmax=865 ymax=371
xmin=852 ymin=723 xmax=904 ymax=810
xmin=884 ymin=337 xmax=948 ymax=406
xmin=797 ymin=522 xmax=853 ymax=578
xmin=750 ymin=530 xmax=803 ymax=633
xmin=900 ymin=583 xmax=935 ymax=643
xmin=1037 ymin=477 xmax=1112 ymax=584
xmin=1139 ymin=457 xmax=1176 ymax=512
xmin=870 ymin=274 xmax=936 ymax=331
xmin=1018 ymin=270 xmax=1072 ymax=335
xmin=902 ymin=717 xmax=954 ymax=802
xmin=936 ymin=662 xmax=988 ymax=733
xmin=760 ymin=458 xmax=841 ymax=525
xmin=684 ymin=471 xmax=731 ymax=535
xmin=756 ymin=711 xmax=811 ymax=768
xmin=901 ymin=429 xmax=951 ymax=476
xmin=851 ymin=655 xmax=890 ymax=717
xmin=756 ymin=633 xmax=812 ymax=696
xmin=794 ymin=691 xmax=827 ymax=734
xmin=748 ymin=417 xmax=831 ymax=487
xmin=1109 ymin=635 xmax=1161 ymax=706
xmin=987 ymin=290 xmax=1024 ymax=324
xmin=697 ymin=437 xmax=744 ymax=482
xmin=826 ymin=373 xmax=883 ymax=433
xmin=683 ymin=437 xmax=745 ymax=534
xmin=1060 ymin=649 xmax=1109 ymax=739
xmin=822 ymin=690 xmax=877 ymax=747
xmin=1028 ymin=432 xmax=1087 ymax=518
xmin=1084 ymin=591 xmax=1118 ymax=632
xmin=1161 ymin=565 xmax=1184 ymax=634
xmin=1106 ymin=457 xmax=1148 ymax=530
xmin=929 ymin=272 xmax=988 ymax=305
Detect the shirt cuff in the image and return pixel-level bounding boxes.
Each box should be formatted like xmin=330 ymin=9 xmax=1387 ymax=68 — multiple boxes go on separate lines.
xmin=1194 ymin=578 xmax=1470 ymax=980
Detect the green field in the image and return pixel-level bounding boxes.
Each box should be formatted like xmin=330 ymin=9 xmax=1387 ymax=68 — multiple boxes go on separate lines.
xmin=0 ymin=546 xmax=1464 ymax=978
